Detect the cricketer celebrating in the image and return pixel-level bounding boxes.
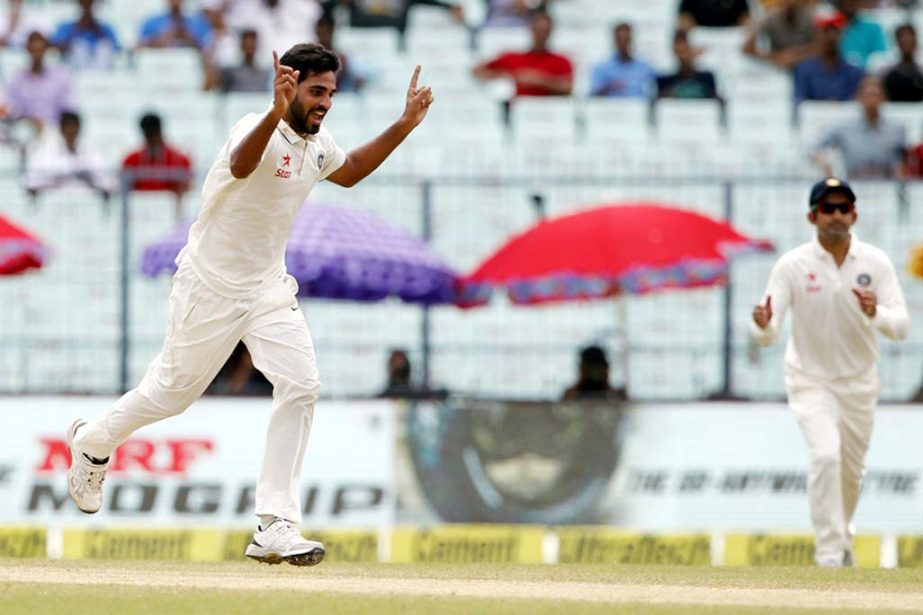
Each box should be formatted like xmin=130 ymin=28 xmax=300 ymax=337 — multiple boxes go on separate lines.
xmin=752 ymin=178 xmax=909 ymax=567
xmin=65 ymin=43 xmax=434 ymax=566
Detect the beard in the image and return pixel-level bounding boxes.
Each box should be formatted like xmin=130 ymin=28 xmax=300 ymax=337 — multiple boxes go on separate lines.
xmin=289 ymin=99 xmax=322 ymax=136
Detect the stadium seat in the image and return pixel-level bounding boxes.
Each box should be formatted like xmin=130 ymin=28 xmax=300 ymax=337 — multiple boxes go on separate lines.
xmin=796 ymin=100 xmax=857 ymax=149
xmin=883 ymin=102 xmax=923 ymax=146
xmin=582 ymin=97 xmax=652 ymax=143
xmin=132 ymin=48 xmax=205 ymax=92
xmin=509 ymin=97 xmax=580 ymax=142
xmin=653 ymin=98 xmax=725 ymax=145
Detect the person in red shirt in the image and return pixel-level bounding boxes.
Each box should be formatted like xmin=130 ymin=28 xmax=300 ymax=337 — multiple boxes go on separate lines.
xmin=121 ymin=112 xmax=192 ymax=196
xmin=472 ymin=11 xmax=573 ymax=98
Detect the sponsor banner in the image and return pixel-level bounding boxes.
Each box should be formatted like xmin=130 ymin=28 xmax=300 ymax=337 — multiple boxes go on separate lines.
xmin=398 ymin=401 xmax=923 ymax=532
xmin=724 ymin=534 xmax=880 ymax=568
xmin=0 ymin=397 xmax=395 ymax=527
xmin=555 ymin=528 xmax=710 ymax=565
xmin=897 ymin=536 xmax=923 ymax=568
xmin=62 ymin=528 xmax=224 ymax=561
xmin=0 ymin=526 xmax=46 ymax=558
xmin=390 ymin=525 xmax=544 ymax=564
xmin=223 ymin=529 xmax=379 ymax=563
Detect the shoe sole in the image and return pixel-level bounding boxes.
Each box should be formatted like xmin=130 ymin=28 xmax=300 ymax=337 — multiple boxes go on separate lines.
xmin=66 ymin=419 xmax=100 ymax=515
xmin=246 ymin=547 xmax=325 ymax=567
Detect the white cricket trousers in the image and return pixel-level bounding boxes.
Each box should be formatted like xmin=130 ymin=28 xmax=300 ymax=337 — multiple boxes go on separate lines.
xmin=74 ymin=260 xmax=321 ymax=523
xmin=786 ymin=367 xmax=879 ymax=565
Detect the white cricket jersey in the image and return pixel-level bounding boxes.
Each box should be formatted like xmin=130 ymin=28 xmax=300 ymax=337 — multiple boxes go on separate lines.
xmin=752 ymin=235 xmax=910 ymax=381
xmin=179 ymin=111 xmax=346 ymax=297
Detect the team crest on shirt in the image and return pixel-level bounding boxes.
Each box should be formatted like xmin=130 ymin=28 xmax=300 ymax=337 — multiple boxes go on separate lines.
xmin=857 ymin=273 xmax=872 ymax=287
xmin=317 ymin=153 xmax=325 ymax=169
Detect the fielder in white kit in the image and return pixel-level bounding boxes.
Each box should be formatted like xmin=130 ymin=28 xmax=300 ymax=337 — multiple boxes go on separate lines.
xmin=65 ymin=43 xmax=434 ymax=565
xmin=752 ymin=178 xmax=909 ymax=567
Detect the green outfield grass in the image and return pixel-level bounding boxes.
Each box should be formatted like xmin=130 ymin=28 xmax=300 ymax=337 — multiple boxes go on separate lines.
xmin=3 ymin=559 xmax=923 ymax=614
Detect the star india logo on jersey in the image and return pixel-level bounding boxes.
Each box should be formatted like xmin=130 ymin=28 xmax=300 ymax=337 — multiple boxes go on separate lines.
xmin=275 ymin=154 xmax=292 ymax=179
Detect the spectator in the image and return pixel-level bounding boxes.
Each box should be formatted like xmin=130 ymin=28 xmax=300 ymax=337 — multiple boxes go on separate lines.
xmin=23 ymin=110 xmax=114 ymax=199
xmin=656 ymin=29 xmax=719 ymax=100
xmin=811 ymin=76 xmax=905 ymax=179
xmin=882 ymin=24 xmax=923 ymax=102
xmin=315 ymin=14 xmax=366 ymax=93
xmin=481 ymin=0 xmax=548 ymax=27
xmin=137 ymin=0 xmax=213 ymax=51
xmin=121 ymin=113 xmax=193 ymax=218
xmin=213 ymin=29 xmax=272 ymax=92
xmin=6 ymin=31 xmax=76 ymax=132
xmin=793 ymin=14 xmax=864 ymax=104
xmin=678 ymin=0 xmax=750 ymax=30
xmin=380 ymin=349 xmax=414 ymax=397
xmin=321 ymin=0 xmax=463 ymax=46
xmin=50 ymin=0 xmax=121 ymax=71
xmin=837 ymin=0 xmax=887 ymax=69
xmin=0 ymin=0 xmax=51 ymax=49
xmin=588 ymin=22 xmax=656 ymax=99
xmin=741 ymin=0 xmax=816 ymax=70
xmin=205 ymin=0 xmax=322 ymax=59
xmin=561 ymin=345 xmax=627 ymax=402
xmin=472 ymin=11 xmax=573 ymax=98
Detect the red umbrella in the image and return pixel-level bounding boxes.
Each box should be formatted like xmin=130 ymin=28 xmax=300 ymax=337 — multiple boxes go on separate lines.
xmin=0 ymin=214 xmax=47 ymax=275
xmin=456 ymin=203 xmax=773 ymax=307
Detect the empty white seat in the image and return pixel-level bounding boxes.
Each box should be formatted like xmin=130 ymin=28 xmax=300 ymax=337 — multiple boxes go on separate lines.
xmin=653 ymin=98 xmax=724 ymax=144
xmin=132 ymin=48 xmax=204 ymax=92
xmin=510 ymin=96 xmax=579 ymax=142
xmin=583 ymin=97 xmax=653 ymax=143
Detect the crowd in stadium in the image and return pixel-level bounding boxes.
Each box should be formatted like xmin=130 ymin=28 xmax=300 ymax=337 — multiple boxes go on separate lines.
xmin=0 ymin=0 xmax=921 ymax=201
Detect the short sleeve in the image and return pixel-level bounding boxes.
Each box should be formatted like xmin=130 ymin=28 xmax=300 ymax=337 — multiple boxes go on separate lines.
xmin=316 ymin=125 xmax=346 ymax=180
xmin=226 ymin=112 xmax=268 ymax=161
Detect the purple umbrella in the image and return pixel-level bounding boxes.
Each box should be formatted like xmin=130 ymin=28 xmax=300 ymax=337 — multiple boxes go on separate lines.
xmin=141 ymin=202 xmax=458 ymax=304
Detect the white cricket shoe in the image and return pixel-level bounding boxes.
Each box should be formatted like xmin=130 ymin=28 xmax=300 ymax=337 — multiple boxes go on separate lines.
xmin=245 ymin=519 xmax=325 ymax=566
xmin=66 ymin=419 xmax=109 ymax=514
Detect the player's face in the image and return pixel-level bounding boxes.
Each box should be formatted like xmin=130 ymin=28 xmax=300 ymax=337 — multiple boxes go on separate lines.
xmin=810 ymin=196 xmax=856 ymax=240
xmin=288 ymin=71 xmax=337 ymax=136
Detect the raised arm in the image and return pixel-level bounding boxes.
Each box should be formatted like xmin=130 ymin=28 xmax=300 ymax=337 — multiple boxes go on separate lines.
xmin=229 ymin=51 xmax=299 ymax=179
xmin=326 ymin=65 xmax=433 ymax=188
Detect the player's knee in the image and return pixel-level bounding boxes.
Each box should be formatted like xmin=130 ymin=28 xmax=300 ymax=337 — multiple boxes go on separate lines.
xmin=276 ymin=376 xmax=321 ymax=408
xmin=812 ymin=450 xmax=840 ymax=471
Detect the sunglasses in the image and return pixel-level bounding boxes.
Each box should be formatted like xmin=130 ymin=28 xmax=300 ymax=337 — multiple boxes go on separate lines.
xmin=814 ymin=201 xmax=855 ymax=215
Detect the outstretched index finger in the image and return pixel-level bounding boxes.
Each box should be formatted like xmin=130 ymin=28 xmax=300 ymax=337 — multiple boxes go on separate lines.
xmin=273 ymin=50 xmax=280 ymax=74
xmin=409 ymin=65 xmax=421 ymax=91
xmin=765 ymin=295 xmax=771 ymax=310
xmin=852 ymin=288 xmax=863 ymax=299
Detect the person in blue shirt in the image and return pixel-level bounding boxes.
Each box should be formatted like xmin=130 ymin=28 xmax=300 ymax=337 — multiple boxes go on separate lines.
xmin=589 ymin=22 xmax=655 ymax=99
xmin=137 ymin=0 xmax=212 ymax=52
xmin=837 ymin=0 xmax=887 ymax=69
xmin=51 ymin=0 xmax=121 ymax=70
xmin=794 ymin=14 xmax=864 ymax=104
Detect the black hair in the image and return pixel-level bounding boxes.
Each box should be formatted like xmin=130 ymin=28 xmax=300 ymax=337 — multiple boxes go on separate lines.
xmin=895 ymin=23 xmax=916 ymax=38
xmin=139 ymin=113 xmax=162 ymax=136
xmin=580 ymin=345 xmax=609 ymax=368
xmin=239 ymin=28 xmax=258 ymax=40
xmin=279 ymin=43 xmax=340 ymax=83
xmin=614 ymin=21 xmax=632 ymax=33
xmin=316 ymin=14 xmax=335 ymax=30
xmin=60 ymin=111 xmax=80 ymax=126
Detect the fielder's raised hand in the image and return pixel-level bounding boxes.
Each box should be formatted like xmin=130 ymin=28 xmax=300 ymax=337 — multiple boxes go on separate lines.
xmin=272 ymin=50 xmax=300 ymax=118
xmin=752 ymin=295 xmax=772 ymax=329
xmin=402 ymin=65 xmax=434 ymax=126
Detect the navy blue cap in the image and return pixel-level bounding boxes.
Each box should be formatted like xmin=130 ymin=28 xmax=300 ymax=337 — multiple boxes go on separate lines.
xmin=809 ymin=177 xmax=856 ymax=208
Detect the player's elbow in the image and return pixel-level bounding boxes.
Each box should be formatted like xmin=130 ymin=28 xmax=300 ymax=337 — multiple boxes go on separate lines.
xmin=229 ymin=161 xmax=254 ymax=179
